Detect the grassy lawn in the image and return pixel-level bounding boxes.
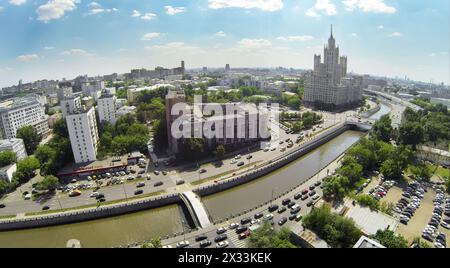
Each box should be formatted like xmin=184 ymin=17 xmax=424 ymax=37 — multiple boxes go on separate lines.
xmin=191 ymin=161 xmax=263 ymax=186
xmin=428 ymin=164 xmax=449 ymax=179
xmin=25 ymin=190 xmax=166 ymax=217
xmin=0 ymin=214 xmax=16 ymax=220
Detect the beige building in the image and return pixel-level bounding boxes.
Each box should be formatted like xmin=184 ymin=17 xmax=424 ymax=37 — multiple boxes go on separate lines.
xmin=304 ymin=26 xmax=362 ymax=111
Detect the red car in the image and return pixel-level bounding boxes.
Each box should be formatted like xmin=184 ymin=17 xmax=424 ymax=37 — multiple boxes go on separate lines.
xmin=239 ymin=230 xmax=250 ymax=240
xmin=301 ymin=189 xmax=309 ymax=195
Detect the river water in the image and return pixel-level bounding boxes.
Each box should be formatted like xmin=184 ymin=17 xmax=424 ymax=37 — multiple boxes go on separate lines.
xmin=0 ymin=106 xmax=389 ymax=248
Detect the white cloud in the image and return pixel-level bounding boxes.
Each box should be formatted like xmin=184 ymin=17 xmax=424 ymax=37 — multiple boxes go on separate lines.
xmin=165 ymin=6 xmax=186 ymax=15
xmin=238 ymin=38 xmax=272 ymax=49
xmin=9 ymin=0 xmax=26 ymax=6
xmin=215 ymin=31 xmax=227 ymax=37
xmin=140 ymin=12 xmax=157 ymax=20
xmin=388 ymin=32 xmax=402 ymax=37
xmin=351 ymin=33 xmax=357 ymax=37
xmin=306 ymin=0 xmax=336 ymax=17
xmin=16 ymin=54 xmax=39 ymax=62
xmin=145 ymin=42 xmax=202 ymax=54
xmin=141 ymin=32 xmax=161 ymax=41
xmin=208 ymin=0 xmax=283 ymax=12
xmin=131 ymin=10 xmax=141 ymax=17
xmin=429 ymin=53 xmax=436 ymax=57
xmin=342 ymin=0 xmax=396 ymax=14
xmin=88 ymin=7 xmax=118 ymax=16
xmin=88 ymin=2 xmax=100 ymax=8
xmin=60 ymin=49 xmax=93 ymax=56
xmin=36 ymin=0 xmax=78 ymax=23
xmin=440 ymin=51 xmax=449 ymax=55
xmin=276 ymin=35 xmax=314 ymax=42
xmin=377 ymin=25 xmax=384 ymax=29
xmin=44 ymin=46 xmax=55 ymax=50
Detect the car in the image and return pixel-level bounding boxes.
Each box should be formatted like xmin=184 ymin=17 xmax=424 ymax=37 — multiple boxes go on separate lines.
xmin=199 ymin=168 xmax=207 ymax=174
xmin=162 ymin=171 xmax=167 ymax=176
xmin=287 ymin=202 xmax=296 ymax=208
xmin=216 ymin=241 xmax=229 ymax=248
xmin=229 ymin=223 xmax=239 ymax=229
xmin=312 ymin=194 xmax=320 ymax=200
xmin=268 ymin=204 xmax=279 ymax=212
xmin=289 ymin=215 xmax=297 ymax=221
xmin=71 ymin=179 xmax=77 ymax=183
xmin=153 ymin=170 xmax=160 ymax=175
xmin=441 ymin=222 xmax=450 ymax=229
xmin=214 ymin=234 xmax=227 ymax=242
xmin=134 ymin=189 xmax=143 ymax=195
xmin=309 ymin=190 xmax=317 ymax=197
xmin=238 ymin=230 xmax=250 ymax=240
xmin=236 ymin=226 xmax=248 ymax=234
xmin=246 ymin=155 xmax=253 ymax=160
xmin=97 ymin=197 xmax=106 ymax=203
xmin=176 ymin=241 xmax=190 ymax=248
xmin=0 ymin=204 xmax=5 ymax=209
xmin=295 ymin=215 xmax=303 ymax=222
xmin=254 ymin=212 xmax=263 ymax=219
xmin=176 ymin=180 xmax=185 ymax=185
xmin=294 ymin=193 xmax=302 ymax=200
xmin=264 ymin=214 xmax=274 ymax=221
xmin=235 ymin=155 xmax=242 ymax=159
xmin=68 ymin=190 xmax=81 ymax=197
xmin=301 ymin=189 xmax=309 ymax=195
xmin=195 ymin=235 xmax=208 ymax=241
xmin=237 ymin=162 xmax=245 ymax=167
xmin=309 ymin=185 xmax=316 ymax=191
xmin=42 ymin=205 xmax=50 ymax=210
xmin=217 ymin=227 xmax=227 ymax=234
xmin=277 ymin=207 xmax=287 ymax=214
xmin=306 ymin=201 xmax=314 ymax=207
xmin=301 ymin=195 xmax=309 ymax=201
xmin=241 ymin=217 xmax=252 ymax=225
xmin=89 ymin=192 xmax=99 ymax=198
xmin=199 ymin=240 xmax=212 ymax=248
xmin=136 ymin=182 xmax=145 ymax=188
xmin=278 ymin=217 xmax=287 ymax=226
xmin=282 ymin=198 xmax=291 ymax=206
xmin=290 ymin=206 xmax=301 ymax=214
xmin=154 ymin=181 xmax=163 ymax=187
xmin=314 ymin=181 xmax=322 ymax=186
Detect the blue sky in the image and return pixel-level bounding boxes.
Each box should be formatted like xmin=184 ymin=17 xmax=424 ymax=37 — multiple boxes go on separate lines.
xmin=0 ymin=0 xmax=448 ymax=87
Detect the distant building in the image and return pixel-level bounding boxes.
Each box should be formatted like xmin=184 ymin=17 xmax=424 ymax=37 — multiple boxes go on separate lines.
xmin=57 ymin=87 xmax=73 ymax=103
xmin=0 ymin=138 xmax=27 ymax=160
xmin=0 ymin=164 xmax=17 ymax=183
xmin=47 ymin=113 xmax=62 ymax=129
xmin=304 ymin=26 xmax=362 ymax=111
xmin=127 ymin=84 xmax=175 ymax=103
xmin=66 ymin=106 xmax=99 ymax=163
xmin=116 ymin=106 xmax=136 ymax=117
xmin=81 ymin=80 xmax=104 ymax=101
xmin=225 ymin=64 xmax=230 ymax=72
xmin=128 ymin=61 xmax=185 ymax=80
xmin=0 ymin=95 xmax=50 ymax=139
xmin=97 ymin=90 xmax=117 ymax=125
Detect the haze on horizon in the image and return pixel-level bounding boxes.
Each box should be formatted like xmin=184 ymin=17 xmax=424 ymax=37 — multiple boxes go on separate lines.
xmin=0 ymin=0 xmax=448 ymax=87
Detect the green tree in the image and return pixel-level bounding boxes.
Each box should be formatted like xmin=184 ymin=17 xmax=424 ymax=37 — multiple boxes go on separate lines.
xmin=248 ymin=222 xmax=296 ymax=248
xmin=0 ymin=150 xmax=17 ymax=167
xmin=16 ymin=126 xmax=41 ymax=155
xmin=372 ymin=114 xmax=393 ymax=142
xmin=14 ymin=156 xmax=40 ymax=183
xmin=36 ymin=175 xmax=60 ymax=191
xmin=322 ymin=175 xmax=349 ymax=201
xmin=398 ymin=121 xmax=424 ymax=148
xmin=213 ymin=144 xmax=226 ymax=159
xmin=369 ymin=229 xmax=408 ymax=248
xmin=337 ymin=156 xmax=363 ymax=184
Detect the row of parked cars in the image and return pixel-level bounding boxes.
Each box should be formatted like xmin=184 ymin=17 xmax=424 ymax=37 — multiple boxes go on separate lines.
xmin=396 ymin=181 xmax=426 ymax=225
xmin=422 ymin=190 xmax=449 ymax=248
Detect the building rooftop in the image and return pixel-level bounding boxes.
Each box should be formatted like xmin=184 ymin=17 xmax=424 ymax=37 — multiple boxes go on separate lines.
xmin=353 ymin=235 xmax=385 ymax=248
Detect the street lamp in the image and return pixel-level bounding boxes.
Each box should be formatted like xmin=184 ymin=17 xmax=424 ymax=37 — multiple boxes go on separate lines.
xmin=122 ymin=182 xmax=128 ymax=203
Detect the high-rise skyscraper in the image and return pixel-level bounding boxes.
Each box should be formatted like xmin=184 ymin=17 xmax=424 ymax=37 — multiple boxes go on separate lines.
xmin=304 ymin=25 xmax=362 ymax=111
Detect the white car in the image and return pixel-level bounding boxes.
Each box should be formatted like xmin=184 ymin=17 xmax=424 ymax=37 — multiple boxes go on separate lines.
xmin=230 ymin=159 xmax=237 ymax=164
xmin=264 ymin=214 xmax=274 ymax=221
xmin=441 ymin=222 xmax=450 ymax=229
xmin=176 ymin=241 xmax=190 ymax=248
xmin=235 ymin=155 xmax=241 ymax=160
xmin=216 ymin=241 xmax=229 ymax=248
xmin=229 ymin=223 xmax=239 ymax=229
xmin=90 ymin=192 xmax=99 ymax=198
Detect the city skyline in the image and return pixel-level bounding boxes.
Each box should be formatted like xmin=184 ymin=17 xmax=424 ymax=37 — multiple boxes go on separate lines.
xmin=0 ymin=0 xmax=449 ymax=87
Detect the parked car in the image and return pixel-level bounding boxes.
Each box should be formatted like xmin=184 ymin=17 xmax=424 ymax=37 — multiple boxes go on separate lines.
xmin=199 ymin=240 xmax=212 ymax=248
xmin=42 ymin=205 xmax=50 ymax=211
xmin=136 ymin=182 xmax=145 ymax=188
xmin=278 ymin=217 xmax=287 ymax=226
xmin=154 ymin=181 xmax=163 ymax=187
xmin=216 ymin=241 xmax=229 ymax=248
xmin=195 ymin=235 xmax=208 ymax=242
xmin=134 ymin=189 xmax=143 ymax=195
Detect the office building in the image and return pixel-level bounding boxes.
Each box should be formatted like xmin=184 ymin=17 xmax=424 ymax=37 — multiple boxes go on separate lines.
xmin=97 ymin=90 xmax=117 ymax=125
xmin=0 ymin=138 xmax=27 ymax=160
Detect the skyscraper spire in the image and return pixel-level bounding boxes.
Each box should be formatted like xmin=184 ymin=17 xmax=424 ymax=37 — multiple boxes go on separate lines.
xmin=330 ymin=24 xmax=333 ymax=38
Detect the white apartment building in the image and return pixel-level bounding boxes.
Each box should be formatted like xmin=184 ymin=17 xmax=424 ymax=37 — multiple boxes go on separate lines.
xmin=0 ymin=95 xmax=50 ymax=139
xmin=66 ymin=107 xmax=99 ymax=163
xmin=97 ymin=90 xmax=117 ymax=125
xmin=60 ymin=96 xmax=82 ymax=118
xmin=0 ymin=138 xmax=27 ymax=160
xmin=82 ymin=80 xmax=105 ymax=101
